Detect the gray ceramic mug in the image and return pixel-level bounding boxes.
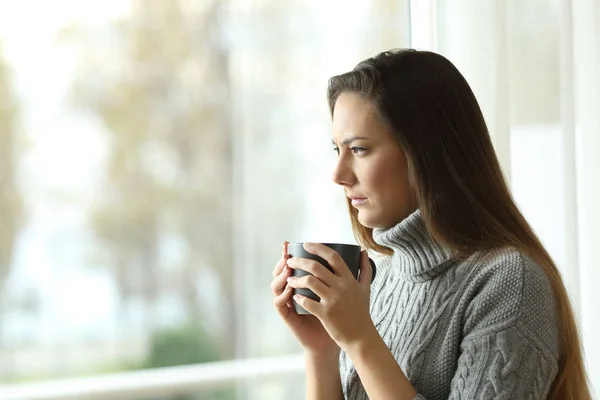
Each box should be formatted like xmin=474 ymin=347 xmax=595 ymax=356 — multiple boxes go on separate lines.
xmin=287 ymin=242 xmax=377 ymax=315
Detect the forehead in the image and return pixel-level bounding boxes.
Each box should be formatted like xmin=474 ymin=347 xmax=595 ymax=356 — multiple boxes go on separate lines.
xmin=332 ymin=93 xmax=386 ymax=140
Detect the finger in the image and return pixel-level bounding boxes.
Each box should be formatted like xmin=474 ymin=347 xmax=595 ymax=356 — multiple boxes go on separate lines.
xmin=303 ymin=242 xmax=354 ymax=279
xmin=274 ymin=283 xmax=295 ymax=313
xmin=293 ymin=293 xmax=319 ymax=316
xmin=272 ymin=256 xmax=285 ymax=278
xmin=283 ymin=241 xmax=289 ymax=256
xmin=286 ymin=256 xmax=335 ymax=286
xmin=358 ymin=250 xmax=373 ymax=285
xmin=270 ymin=264 xmax=292 ymax=296
xmin=287 ymin=274 xmax=331 ymax=299
xmin=272 ymin=241 xmax=290 ymax=278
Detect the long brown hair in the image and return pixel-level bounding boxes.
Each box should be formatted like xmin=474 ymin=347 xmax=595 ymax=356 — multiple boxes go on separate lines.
xmin=327 ymin=49 xmax=590 ymax=399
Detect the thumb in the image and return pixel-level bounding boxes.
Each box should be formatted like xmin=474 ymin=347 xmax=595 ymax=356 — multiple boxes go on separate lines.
xmin=358 ymin=250 xmax=373 ymax=285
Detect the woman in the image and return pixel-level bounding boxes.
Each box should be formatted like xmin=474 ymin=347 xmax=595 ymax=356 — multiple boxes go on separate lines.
xmin=270 ymin=49 xmax=590 ymax=399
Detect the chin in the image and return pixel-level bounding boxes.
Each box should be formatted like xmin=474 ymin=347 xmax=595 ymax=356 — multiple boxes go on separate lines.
xmin=357 ymin=210 xmax=402 ymax=230
xmin=357 ymin=213 xmax=384 ymax=229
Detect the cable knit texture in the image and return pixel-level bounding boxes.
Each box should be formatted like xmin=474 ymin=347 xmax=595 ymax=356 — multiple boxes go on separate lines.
xmin=340 ymin=210 xmax=560 ymax=400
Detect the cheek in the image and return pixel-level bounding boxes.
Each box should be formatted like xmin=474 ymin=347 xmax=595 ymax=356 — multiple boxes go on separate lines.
xmin=372 ymin=155 xmax=411 ymax=204
xmin=361 ymin=158 xmax=396 ymax=198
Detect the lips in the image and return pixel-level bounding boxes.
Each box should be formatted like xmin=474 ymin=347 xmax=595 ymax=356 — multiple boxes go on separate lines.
xmin=349 ymin=196 xmax=367 ymax=206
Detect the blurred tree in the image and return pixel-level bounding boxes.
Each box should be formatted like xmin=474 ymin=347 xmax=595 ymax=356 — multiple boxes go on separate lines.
xmin=61 ymin=0 xmax=235 ymax=357
xmin=0 ymin=45 xmax=24 ymax=379
xmin=141 ymin=325 xmax=234 ymax=400
xmin=145 ymin=325 xmax=220 ymax=368
xmin=0 ymin=49 xmax=22 ymax=297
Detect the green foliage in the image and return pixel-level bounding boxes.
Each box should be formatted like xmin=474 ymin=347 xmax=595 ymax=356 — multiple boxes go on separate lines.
xmin=145 ymin=324 xmax=219 ymax=368
xmin=141 ymin=324 xmax=236 ymax=400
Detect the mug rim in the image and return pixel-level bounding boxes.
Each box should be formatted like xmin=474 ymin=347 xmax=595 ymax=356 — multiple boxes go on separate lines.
xmin=287 ymin=242 xmax=361 ymax=249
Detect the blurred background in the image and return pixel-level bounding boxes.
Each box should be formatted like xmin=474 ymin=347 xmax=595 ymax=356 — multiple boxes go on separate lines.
xmin=0 ymin=0 xmax=598 ymax=399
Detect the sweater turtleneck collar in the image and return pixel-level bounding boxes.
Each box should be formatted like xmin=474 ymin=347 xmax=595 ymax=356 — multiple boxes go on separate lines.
xmin=372 ymin=209 xmax=456 ymax=282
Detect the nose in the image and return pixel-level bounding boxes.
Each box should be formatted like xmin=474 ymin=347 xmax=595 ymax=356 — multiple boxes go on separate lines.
xmin=331 ymin=155 xmax=354 ymax=186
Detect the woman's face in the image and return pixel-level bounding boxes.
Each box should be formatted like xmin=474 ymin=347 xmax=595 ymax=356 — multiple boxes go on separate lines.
xmin=331 ymin=92 xmax=415 ymax=229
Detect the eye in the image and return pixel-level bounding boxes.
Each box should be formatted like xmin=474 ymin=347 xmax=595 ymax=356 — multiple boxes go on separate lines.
xmin=351 ymin=147 xmax=366 ymax=155
xmin=333 ymin=146 xmax=340 ymax=155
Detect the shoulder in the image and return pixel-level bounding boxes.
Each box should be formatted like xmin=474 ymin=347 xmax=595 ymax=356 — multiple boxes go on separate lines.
xmin=461 ymin=248 xmax=560 ymax=357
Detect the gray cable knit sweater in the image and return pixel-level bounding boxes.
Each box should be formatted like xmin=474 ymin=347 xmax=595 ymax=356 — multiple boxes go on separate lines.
xmin=339 ymin=210 xmax=560 ymax=400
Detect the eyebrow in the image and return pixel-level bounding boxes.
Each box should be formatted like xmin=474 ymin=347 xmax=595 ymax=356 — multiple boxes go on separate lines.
xmin=332 ymin=136 xmax=370 ymax=146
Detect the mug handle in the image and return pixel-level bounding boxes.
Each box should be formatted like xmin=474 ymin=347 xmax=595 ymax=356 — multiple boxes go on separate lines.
xmin=368 ymin=257 xmax=377 ymax=283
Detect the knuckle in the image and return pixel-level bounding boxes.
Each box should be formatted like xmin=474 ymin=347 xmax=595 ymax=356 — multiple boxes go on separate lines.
xmin=326 ymin=294 xmax=339 ymax=307
xmin=322 ymin=302 xmax=334 ymax=316
xmin=273 ymin=297 xmax=283 ymax=307
xmin=271 ymin=279 xmax=283 ymax=293
xmin=273 ymin=291 xmax=288 ymax=305
xmin=305 ymin=275 xmax=318 ymax=287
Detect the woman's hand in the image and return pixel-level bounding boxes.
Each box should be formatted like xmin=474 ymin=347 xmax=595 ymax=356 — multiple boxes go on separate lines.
xmin=271 ymin=242 xmax=340 ymax=357
xmin=285 ymin=242 xmax=375 ymax=351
